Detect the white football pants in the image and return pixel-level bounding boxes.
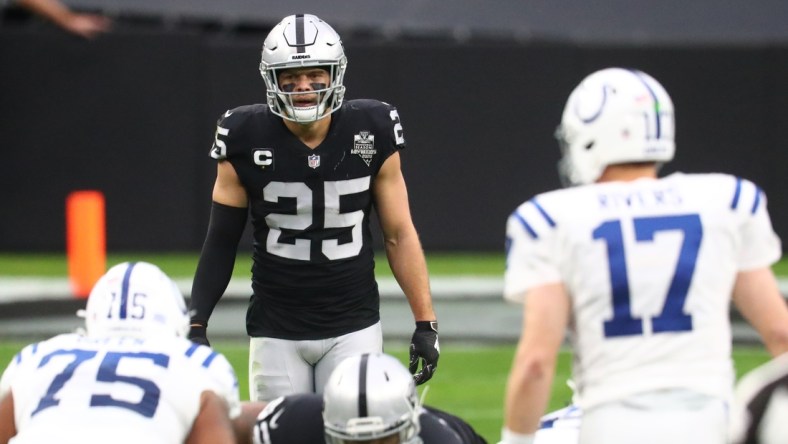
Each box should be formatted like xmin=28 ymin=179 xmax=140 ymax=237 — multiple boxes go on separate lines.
xmin=248 ymin=321 xmax=383 ymax=401
xmin=580 ymin=389 xmax=728 ymax=444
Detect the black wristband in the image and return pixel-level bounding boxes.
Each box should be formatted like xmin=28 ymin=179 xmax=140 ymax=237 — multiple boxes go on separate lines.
xmin=189 ymin=323 xmax=207 ymax=336
xmin=416 ymin=321 xmax=438 ymax=332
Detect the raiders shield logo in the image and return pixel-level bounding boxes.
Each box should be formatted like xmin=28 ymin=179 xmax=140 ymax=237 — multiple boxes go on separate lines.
xmin=351 ymin=131 xmax=377 ymax=166
xmin=308 ymin=154 xmax=320 ymax=169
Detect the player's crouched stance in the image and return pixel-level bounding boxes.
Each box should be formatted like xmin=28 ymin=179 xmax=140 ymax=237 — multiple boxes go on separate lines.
xmin=0 ymin=262 xmax=242 ymax=444
xmin=251 ymin=353 xmax=487 ymax=444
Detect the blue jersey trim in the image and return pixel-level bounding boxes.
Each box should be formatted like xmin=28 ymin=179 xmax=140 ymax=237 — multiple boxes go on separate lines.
xmin=751 ymin=187 xmax=762 ymax=214
xmin=513 ymin=212 xmax=538 ymax=239
xmin=730 ymin=177 xmax=743 ymax=210
xmin=531 ymin=198 xmax=556 ymax=227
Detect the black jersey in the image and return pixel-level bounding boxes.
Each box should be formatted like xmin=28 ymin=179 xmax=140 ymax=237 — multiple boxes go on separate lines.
xmin=211 ymin=100 xmax=404 ymax=340
xmin=253 ymin=393 xmax=488 ymax=444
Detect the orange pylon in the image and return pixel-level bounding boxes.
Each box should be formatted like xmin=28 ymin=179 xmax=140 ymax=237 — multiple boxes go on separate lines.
xmin=66 ymin=191 xmax=106 ymax=298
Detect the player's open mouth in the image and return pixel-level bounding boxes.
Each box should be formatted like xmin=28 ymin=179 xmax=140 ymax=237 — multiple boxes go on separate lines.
xmin=294 ymin=100 xmax=317 ymax=107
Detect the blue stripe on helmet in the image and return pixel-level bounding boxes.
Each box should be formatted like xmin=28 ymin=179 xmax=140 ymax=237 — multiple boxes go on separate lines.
xmin=119 ymin=262 xmax=137 ymax=319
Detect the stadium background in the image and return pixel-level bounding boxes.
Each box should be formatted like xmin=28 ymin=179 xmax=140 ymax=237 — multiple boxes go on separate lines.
xmin=1 ymin=2 xmax=787 ymax=441
xmin=2 ymin=0 xmax=788 ymax=252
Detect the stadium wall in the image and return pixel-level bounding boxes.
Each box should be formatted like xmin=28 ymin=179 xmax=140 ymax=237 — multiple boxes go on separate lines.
xmin=2 ymin=28 xmax=787 ymax=252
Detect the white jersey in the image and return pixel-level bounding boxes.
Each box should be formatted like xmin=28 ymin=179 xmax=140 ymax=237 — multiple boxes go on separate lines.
xmin=535 ymin=405 xmax=581 ymax=444
xmin=504 ymin=173 xmax=781 ymax=410
xmin=0 ymin=333 xmax=241 ymax=444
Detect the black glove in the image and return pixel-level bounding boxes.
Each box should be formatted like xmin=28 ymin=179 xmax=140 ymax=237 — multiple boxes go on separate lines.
xmin=409 ymin=321 xmax=439 ymax=385
xmin=188 ymin=322 xmax=211 ymax=347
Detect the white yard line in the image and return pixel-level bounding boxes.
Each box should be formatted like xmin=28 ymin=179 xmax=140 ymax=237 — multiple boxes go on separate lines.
xmin=1 ymin=276 xmax=788 ymax=302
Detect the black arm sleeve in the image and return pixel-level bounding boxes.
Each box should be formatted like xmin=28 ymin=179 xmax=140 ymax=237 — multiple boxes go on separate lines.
xmin=189 ymin=201 xmax=248 ymax=324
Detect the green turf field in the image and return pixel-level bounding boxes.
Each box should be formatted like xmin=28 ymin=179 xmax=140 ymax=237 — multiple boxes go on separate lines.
xmin=0 ymin=252 xmax=781 ymax=441
xmin=3 ymin=251 xmax=788 ymax=278
xmin=0 ymin=251 xmax=510 ymax=277
xmin=0 ymin=341 xmax=772 ymax=442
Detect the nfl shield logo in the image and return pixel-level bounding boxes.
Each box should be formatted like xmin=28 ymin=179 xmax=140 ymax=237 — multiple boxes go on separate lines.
xmin=308 ymin=154 xmax=320 ymax=169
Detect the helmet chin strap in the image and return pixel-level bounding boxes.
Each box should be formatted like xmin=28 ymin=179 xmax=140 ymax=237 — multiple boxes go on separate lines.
xmin=289 ymin=104 xmax=326 ymax=123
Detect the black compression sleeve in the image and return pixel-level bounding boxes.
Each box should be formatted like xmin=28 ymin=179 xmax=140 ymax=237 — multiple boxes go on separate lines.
xmin=189 ymin=202 xmax=248 ymax=324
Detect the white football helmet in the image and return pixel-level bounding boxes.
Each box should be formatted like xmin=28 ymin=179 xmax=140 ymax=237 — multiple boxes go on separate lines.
xmin=323 ymin=353 xmax=422 ymax=444
xmin=81 ymin=261 xmax=189 ymax=339
xmin=555 ymin=67 xmax=675 ymax=186
xmin=260 ymin=13 xmax=347 ymax=123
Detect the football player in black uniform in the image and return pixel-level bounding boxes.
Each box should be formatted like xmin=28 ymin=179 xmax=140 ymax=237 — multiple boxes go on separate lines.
xmin=251 ymin=353 xmax=487 ymax=444
xmin=187 ymin=13 xmax=439 ymax=402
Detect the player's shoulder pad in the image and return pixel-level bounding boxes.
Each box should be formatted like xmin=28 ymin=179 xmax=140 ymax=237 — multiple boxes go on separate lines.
xmin=216 ymin=103 xmax=269 ymax=129
xmin=343 ymin=99 xmax=398 ymax=124
xmin=508 ymin=193 xmax=560 ymax=241
xmin=1 ymin=333 xmax=79 ymax=381
xmin=344 ymin=98 xmax=396 ymax=112
xmin=419 ymin=406 xmax=470 ymax=443
xmin=685 ymin=172 xmax=767 ymax=216
xmin=179 ymin=340 xmax=235 ymax=372
xmin=728 ymin=175 xmax=767 ymax=215
xmin=211 ymin=104 xmax=274 ymax=160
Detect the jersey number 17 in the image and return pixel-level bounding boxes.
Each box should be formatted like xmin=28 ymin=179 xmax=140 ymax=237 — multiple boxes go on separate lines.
xmin=594 ymin=214 xmax=701 ymax=338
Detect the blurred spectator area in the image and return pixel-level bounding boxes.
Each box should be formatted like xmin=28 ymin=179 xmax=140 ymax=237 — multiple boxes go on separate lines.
xmin=4 ymin=0 xmax=788 ymax=45
xmin=3 ymin=0 xmax=788 ymax=253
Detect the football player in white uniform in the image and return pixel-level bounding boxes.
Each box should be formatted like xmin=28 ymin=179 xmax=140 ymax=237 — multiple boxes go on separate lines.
xmin=0 ymin=262 xmax=242 ymax=444
xmin=499 ymin=67 xmax=788 ymax=444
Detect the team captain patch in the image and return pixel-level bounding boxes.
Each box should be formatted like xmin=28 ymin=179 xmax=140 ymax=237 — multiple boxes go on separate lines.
xmin=351 ymin=131 xmax=376 ymax=166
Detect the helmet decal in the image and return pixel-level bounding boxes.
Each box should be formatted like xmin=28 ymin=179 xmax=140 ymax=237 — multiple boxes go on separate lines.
xmin=631 ymin=69 xmax=663 ymax=140
xmin=574 ymin=84 xmax=610 ymax=124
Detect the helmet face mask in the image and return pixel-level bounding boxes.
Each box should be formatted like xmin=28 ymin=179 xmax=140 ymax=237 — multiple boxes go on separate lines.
xmin=82 ymin=262 xmax=189 ymax=339
xmin=556 ymin=67 xmax=675 ymax=186
xmin=259 ymin=14 xmax=347 ymax=123
xmin=323 ymin=354 xmax=422 ymax=444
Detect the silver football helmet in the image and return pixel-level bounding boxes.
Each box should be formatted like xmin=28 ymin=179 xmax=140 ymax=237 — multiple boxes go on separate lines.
xmin=323 ymin=353 xmax=422 ymax=444
xmin=555 ymin=67 xmax=675 ymax=186
xmin=81 ymin=261 xmax=189 ymax=339
xmin=260 ymin=13 xmax=347 ymax=123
